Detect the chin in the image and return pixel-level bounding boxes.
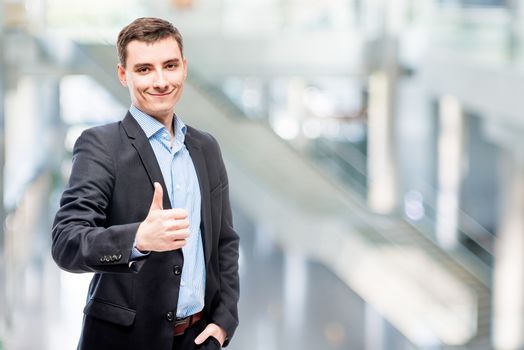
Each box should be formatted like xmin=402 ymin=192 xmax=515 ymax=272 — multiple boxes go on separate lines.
xmin=145 ymin=103 xmax=175 ymax=113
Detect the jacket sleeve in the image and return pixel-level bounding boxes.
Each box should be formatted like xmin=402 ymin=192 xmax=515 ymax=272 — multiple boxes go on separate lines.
xmin=209 ymin=138 xmax=240 ymax=346
xmin=51 ymin=128 xmax=141 ymax=274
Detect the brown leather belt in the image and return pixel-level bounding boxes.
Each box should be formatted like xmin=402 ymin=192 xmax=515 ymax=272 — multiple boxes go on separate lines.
xmin=174 ymin=311 xmax=204 ymax=336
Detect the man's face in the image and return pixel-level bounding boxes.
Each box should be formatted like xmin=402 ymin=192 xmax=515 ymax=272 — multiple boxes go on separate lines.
xmin=118 ymin=37 xmax=187 ymax=122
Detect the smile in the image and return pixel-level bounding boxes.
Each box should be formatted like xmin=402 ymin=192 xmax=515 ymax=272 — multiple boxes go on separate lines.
xmin=148 ymin=90 xmax=175 ymax=97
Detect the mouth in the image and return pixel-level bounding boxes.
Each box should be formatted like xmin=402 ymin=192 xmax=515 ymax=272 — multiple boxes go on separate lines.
xmin=148 ymin=90 xmax=175 ymax=97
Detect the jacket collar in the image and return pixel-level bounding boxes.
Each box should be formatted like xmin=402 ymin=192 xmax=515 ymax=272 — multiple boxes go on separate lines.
xmin=121 ymin=112 xmax=171 ymax=209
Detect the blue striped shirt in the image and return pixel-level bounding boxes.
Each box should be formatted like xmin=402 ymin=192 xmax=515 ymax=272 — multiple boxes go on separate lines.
xmin=130 ymin=105 xmax=205 ymax=318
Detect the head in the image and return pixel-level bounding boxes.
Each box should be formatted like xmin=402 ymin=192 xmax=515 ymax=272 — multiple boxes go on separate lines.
xmin=117 ymin=17 xmax=184 ymax=68
xmin=117 ymin=17 xmax=187 ymax=124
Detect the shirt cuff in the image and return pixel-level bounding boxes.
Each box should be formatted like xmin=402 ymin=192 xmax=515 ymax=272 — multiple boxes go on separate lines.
xmin=129 ymin=245 xmax=150 ymax=261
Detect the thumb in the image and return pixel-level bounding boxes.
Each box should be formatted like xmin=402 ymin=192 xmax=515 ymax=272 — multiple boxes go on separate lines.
xmin=150 ymin=182 xmax=163 ymax=211
xmin=194 ymin=326 xmax=211 ymax=345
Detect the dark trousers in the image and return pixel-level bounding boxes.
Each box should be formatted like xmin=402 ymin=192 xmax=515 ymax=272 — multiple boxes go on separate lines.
xmin=172 ymin=319 xmax=222 ymax=350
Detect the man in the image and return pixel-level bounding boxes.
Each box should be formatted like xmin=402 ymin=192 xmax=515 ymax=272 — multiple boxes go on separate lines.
xmin=52 ymin=17 xmax=239 ymax=350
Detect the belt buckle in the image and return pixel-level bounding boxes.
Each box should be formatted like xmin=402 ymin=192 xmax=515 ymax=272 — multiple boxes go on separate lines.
xmin=175 ymin=316 xmax=190 ymax=327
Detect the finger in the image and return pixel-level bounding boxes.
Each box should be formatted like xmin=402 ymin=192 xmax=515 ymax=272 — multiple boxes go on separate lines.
xmin=170 ymin=229 xmax=190 ymax=241
xmin=162 ymin=219 xmax=189 ymax=235
xmin=169 ymin=239 xmax=187 ymax=250
xmin=170 ymin=218 xmax=190 ymax=230
xmin=194 ymin=325 xmax=213 ymax=345
xmin=165 ymin=230 xmax=190 ymax=242
xmin=164 ymin=208 xmax=188 ymax=220
xmin=150 ymin=182 xmax=164 ymax=211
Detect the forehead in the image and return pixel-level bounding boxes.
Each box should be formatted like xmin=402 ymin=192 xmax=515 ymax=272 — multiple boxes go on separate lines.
xmin=125 ymin=37 xmax=183 ymax=65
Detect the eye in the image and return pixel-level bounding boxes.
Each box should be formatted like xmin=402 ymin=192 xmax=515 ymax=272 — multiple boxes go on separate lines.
xmin=136 ymin=66 xmax=150 ymax=73
xmin=166 ymin=63 xmax=177 ymax=70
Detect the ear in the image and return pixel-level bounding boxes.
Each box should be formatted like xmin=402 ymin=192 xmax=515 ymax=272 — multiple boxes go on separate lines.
xmin=182 ymin=58 xmax=188 ymax=80
xmin=117 ymin=64 xmax=127 ymax=87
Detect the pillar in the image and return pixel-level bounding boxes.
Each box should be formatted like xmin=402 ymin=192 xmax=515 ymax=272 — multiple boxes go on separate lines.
xmin=367 ymin=70 xmax=398 ymax=213
xmin=435 ymin=95 xmax=465 ymax=249
xmin=493 ymin=149 xmax=524 ymax=350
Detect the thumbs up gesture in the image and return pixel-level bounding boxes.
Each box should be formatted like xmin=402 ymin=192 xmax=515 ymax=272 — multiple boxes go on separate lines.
xmin=135 ymin=182 xmax=190 ymax=252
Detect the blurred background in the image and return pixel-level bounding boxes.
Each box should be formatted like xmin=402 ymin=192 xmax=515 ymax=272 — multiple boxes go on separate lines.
xmin=1 ymin=0 xmax=523 ymax=349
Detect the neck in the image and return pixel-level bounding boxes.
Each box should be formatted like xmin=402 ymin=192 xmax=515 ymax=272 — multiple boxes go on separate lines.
xmin=130 ymin=105 xmax=176 ymax=137
xmin=162 ymin=115 xmax=175 ymax=138
xmin=152 ymin=113 xmax=175 ymax=138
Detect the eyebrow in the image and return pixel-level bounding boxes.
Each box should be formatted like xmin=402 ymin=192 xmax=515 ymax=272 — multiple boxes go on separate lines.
xmin=132 ymin=58 xmax=181 ymax=69
xmin=164 ymin=58 xmax=181 ymax=65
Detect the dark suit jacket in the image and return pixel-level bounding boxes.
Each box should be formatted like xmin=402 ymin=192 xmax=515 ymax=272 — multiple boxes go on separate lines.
xmin=52 ymin=113 xmax=240 ymax=350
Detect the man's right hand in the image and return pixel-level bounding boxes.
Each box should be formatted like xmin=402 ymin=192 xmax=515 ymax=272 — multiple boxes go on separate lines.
xmin=135 ymin=182 xmax=190 ymax=252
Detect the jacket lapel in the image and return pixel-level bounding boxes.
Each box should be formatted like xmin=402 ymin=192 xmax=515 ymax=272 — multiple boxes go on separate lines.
xmin=121 ymin=112 xmax=172 ymax=210
xmin=185 ymin=128 xmax=212 ymax=265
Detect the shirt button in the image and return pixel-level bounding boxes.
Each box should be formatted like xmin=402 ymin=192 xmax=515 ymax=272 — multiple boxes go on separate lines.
xmin=166 ymin=311 xmax=174 ymax=322
xmin=173 ymin=265 xmax=182 ymax=275
xmin=180 ymin=279 xmax=185 ymax=286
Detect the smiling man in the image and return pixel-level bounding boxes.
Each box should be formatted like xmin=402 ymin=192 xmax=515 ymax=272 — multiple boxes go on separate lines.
xmin=52 ymin=17 xmax=239 ymax=350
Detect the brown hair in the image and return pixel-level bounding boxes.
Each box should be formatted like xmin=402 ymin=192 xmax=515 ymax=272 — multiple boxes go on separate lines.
xmin=117 ymin=17 xmax=184 ymax=67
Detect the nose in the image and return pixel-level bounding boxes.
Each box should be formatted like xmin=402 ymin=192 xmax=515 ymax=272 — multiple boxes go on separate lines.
xmin=153 ymin=69 xmax=168 ymax=89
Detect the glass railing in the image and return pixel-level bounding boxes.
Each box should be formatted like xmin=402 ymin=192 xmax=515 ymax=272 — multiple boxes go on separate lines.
xmin=310 ymin=133 xmax=494 ymax=270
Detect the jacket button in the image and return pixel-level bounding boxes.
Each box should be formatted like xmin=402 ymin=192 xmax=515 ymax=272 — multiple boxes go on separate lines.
xmin=173 ymin=265 xmax=182 ymax=276
xmin=166 ymin=311 xmax=174 ymax=322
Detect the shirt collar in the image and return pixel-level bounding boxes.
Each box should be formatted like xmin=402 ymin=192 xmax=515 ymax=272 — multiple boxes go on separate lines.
xmin=129 ymin=105 xmax=187 ymax=140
